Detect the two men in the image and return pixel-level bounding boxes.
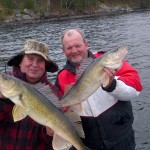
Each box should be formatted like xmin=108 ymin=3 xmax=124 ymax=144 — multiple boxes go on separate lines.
xmin=0 ymin=29 xmax=142 ymax=150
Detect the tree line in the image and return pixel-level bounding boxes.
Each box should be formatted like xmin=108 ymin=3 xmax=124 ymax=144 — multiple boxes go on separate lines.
xmin=0 ymin=0 xmax=98 ymax=12
xmin=0 ymin=0 xmax=150 ymax=19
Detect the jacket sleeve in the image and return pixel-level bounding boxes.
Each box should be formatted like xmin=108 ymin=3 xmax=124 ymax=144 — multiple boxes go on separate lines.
xmin=103 ymin=61 xmax=143 ymax=101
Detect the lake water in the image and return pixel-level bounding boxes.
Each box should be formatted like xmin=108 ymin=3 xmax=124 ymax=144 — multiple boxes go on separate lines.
xmin=0 ymin=10 xmax=150 ymax=150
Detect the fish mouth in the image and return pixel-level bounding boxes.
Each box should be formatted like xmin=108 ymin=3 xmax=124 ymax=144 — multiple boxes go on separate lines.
xmin=0 ymin=74 xmax=15 ymax=90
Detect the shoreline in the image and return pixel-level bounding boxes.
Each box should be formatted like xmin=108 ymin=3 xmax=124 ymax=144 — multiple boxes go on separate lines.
xmin=0 ymin=8 xmax=149 ymax=27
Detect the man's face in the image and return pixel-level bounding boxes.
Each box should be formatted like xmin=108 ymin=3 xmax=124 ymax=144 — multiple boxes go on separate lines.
xmin=19 ymin=54 xmax=46 ymax=83
xmin=62 ymin=31 xmax=88 ymax=67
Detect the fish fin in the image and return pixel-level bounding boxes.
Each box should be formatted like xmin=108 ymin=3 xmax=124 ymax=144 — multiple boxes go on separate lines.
xmin=33 ymin=83 xmax=61 ymax=108
xmin=76 ymin=57 xmax=94 ymax=81
xmin=12 ymin=105 xmax=27 ymax=122
xmin=52 ymin=133 xmax=72 ymax=150
xmin=11 ymin=94 xmax=30 ymax=111
xmin=65 ymin=111 xmax=85 ymax=138
xmin=62 ymin=58 xmax=94 ymax=98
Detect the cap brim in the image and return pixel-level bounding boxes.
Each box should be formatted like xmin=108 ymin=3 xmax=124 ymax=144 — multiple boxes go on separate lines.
xmin=7 ymin=52 xmax=24 ymax=67
xmin=46 ymin=60 xmax=59 ymax=73
xmin=7 ymin=52 xmax=59 ymax=73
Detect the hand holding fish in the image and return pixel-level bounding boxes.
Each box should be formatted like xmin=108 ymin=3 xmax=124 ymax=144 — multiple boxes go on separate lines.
xmin=0 ymin=91 xmax=5 ymax=98
xmin=102 ymin=67 xmax=117 ymax=88
xmin=61 ymin=106 xmax=72 ymax=112
xmin=46 ymin=127 xmax=54 ymax=136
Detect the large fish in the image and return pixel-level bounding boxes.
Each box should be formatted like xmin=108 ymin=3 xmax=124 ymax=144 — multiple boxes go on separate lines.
xmin=61 ymin=46 xmax=128 ymax=107
xmin=0 ymin=73 xmax=90 ymax=150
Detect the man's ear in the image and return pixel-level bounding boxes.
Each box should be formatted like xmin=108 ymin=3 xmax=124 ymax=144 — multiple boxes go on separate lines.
xmin=85 ymin=40 xmax=89 ymax=49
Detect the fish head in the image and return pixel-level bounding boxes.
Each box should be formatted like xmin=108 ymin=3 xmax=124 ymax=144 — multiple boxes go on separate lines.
xmin=102 ymin=46 xmax=128 ymax=69
xmin=0 ymin=73 xmax=22 ymax=98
